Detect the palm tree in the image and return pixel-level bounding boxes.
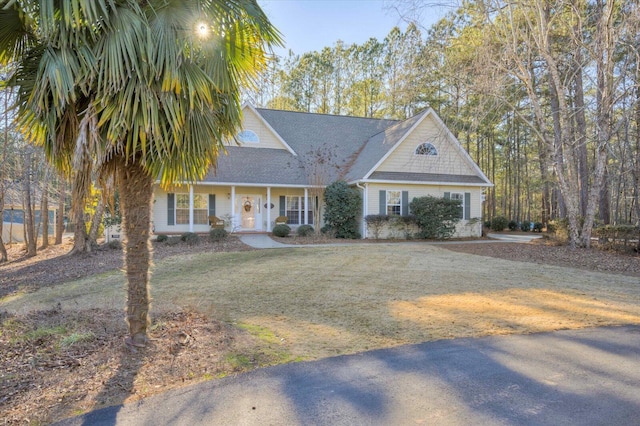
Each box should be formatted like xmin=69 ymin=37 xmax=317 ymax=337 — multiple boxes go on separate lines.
xmin=0 ymin=0 xmax=280 ymax=347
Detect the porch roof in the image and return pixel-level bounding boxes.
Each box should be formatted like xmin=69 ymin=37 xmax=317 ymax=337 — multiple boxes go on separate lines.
xmin=202 ymin=146 xmax=308 ymax=186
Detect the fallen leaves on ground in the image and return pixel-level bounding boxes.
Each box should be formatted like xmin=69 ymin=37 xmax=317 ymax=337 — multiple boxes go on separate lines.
xmin=1 ymin=234 xmax=638 ymax=424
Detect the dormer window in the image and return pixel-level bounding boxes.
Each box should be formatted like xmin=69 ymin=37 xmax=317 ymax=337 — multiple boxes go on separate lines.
xmin=237 ymin=130 xmax=259 ymax=144
xmin=415 ymin=142 xmax=437 ymax=156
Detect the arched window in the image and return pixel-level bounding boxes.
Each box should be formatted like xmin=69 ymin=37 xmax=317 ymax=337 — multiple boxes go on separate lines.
xmin=237 ymin=130 xmax=259 ymax=144
xmin=415 ymin=142 xmax=437 ymax=156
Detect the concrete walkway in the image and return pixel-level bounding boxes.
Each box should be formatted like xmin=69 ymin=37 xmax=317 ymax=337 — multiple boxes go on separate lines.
xmin=487 ymin=232 xmax=543 ymax=243
xmin=239 ymin=233 xmax=543 ymax=249
xmin=238 ymin=233 xmax=297 ymax=249
xmin=56 ymin=325 xmax=640 ymax=426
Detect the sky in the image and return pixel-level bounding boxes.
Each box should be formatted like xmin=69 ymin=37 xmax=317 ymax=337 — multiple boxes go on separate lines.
xmin=258 ymin=0 xmax=452 ymax=56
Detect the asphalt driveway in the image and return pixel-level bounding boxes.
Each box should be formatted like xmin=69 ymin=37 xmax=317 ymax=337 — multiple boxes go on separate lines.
xmin=56 ymin=325 xmax=640 ymax=426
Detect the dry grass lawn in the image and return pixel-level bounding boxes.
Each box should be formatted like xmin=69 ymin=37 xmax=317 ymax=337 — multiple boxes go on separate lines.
xmin=4 ymin=243 xmax=640 ymax=360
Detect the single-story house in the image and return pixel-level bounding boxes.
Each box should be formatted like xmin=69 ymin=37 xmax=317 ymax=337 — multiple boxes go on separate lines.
xmin=2 ymin=180 xmax=57 ymax=243
xmin=152 ymin=103 xmax=492 ymax=238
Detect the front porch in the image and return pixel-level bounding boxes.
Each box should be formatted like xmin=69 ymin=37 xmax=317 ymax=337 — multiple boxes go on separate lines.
xmin=152 ymin=183 xmax=319 ymax=235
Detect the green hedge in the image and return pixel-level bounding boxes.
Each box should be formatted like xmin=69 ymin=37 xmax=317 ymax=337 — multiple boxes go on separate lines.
xmin=209 ymin=228 xmax=228 ymax=242
xmin=593 ymin=225 xmax=639 ymax=246
xmin=490 ymin=216 xmax=509 ymax=232
xmin=323 ymin=181 xmax=361 ymax=239
xmin=364 ymin=215 xmax=390 ymax=239
xmin=409 ymin=196 xmax=461 ymax=240
xmin=297 ymin=224 xmax=314 ymax=237
xmin=273 ymin=224 xmax=291 ymax=237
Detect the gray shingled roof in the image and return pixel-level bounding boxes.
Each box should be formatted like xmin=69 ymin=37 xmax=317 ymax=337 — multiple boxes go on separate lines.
xmin=368 ymin=171 xmax=489 ymax=184
xmin=199 ymin=108 xmax=489 ymax=187
xmin=202 ymin=146 xmax=308 ymax=186
xmin=257 ymin=108 xmax=397 ymax=182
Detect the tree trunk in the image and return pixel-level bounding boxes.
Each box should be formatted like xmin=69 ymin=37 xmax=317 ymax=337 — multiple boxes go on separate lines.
xmin=0 ymin=77 xmax=8 ymax=261
xmin=88 ymin=194 xmax=106 ymax=246
xmin=117 ymin=157 xmax=154 ymax=347
xmin=635 ymin=77 xmax=640 ymax=250
xmin=0 ymin=188 xmax=6 ymax=261
xmin=22 ymin=149 xmax=37 ymax=257
xmin=580 ymin=0 xmax=616 ymax=248
xmin=572 ymin=51 xmax=589 ymax=218
xmin=71 ymin=168 xmax=91 ymax=254
xmin=40 ymin=167 xmax=50 ymax=249
xmin=55 ymin=179 xmax=65 ymax=245
xmin=599 ymin=166 xmax=611 ymax=224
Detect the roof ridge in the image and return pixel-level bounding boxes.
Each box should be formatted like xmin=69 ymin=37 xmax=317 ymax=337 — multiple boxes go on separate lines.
xmin=256 ymin=107 xmax=401 ymax=123
xmin=360 ymin=109 xmax=429 ymax=141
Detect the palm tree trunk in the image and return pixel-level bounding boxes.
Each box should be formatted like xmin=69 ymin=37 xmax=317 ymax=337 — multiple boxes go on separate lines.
xmin=71 ymin=170 xmax=90 ymax=254
xmin=117 ymin=157 xmax=154 ymax=347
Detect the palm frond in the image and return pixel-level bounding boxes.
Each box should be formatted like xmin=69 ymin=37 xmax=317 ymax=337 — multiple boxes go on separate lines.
xmin=0 ymin=1 xmax=38 ymax=65
xmin=4 ymin=0 xmax=282 ymax=188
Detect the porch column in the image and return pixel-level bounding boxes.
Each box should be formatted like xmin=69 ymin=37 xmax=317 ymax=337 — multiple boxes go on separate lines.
xmin=230 ymin=186 xmax=236 ymax=230
xmin=189 ymin=184 xmax=194 ymax=233
xmin=304 ymin=188 xmax=309 ymax=225
xmin=267 ymin=187 xmax=272 ymax=232
xmin=362 ymin=183 xmax=368 ymax=239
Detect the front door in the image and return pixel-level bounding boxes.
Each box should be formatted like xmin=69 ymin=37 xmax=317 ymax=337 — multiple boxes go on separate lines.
xmin=237 ymin=195 xmax=262 ymax=231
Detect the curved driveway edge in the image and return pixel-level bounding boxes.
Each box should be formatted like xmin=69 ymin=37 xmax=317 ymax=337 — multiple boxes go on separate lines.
xmin=56 ymin=325 xmax=640 ymax=426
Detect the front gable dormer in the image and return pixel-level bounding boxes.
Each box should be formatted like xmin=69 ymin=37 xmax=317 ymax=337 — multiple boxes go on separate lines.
xmin=229 ymin=104 xmax=296 ymax=155
xmin=363 ymin=109 xmax=490 ymax=185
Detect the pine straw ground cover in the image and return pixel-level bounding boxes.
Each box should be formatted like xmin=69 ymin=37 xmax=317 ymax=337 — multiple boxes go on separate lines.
xmin=1 ymin=236 xmax=640 ymax=424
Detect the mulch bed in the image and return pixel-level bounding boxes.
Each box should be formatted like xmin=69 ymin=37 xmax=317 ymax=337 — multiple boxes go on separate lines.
xmin=0 ymin=236 xmax=254 ymax=299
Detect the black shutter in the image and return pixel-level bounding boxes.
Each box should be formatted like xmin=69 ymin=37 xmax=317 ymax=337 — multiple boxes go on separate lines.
xmin=379 ymin=190 xmax=386 ymax=215
xmin=167 ymin=193 xmax=175 ymax=226
xmin=279 ymin=196 xmax=286 ymax=216
xmin=209 ymin=194 xmax=216 ymax=216
xmin=464 ymin=192 xmax=471 ymax=220
xmin=401 ymin=191 xmax=409 ymax=216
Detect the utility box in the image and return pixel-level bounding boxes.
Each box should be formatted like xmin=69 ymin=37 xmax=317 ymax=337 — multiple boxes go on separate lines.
xmin=105 ymin=225 xmax=122 ymax=243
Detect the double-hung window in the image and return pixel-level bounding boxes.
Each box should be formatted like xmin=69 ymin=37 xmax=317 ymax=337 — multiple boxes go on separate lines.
xmin=176 ymin=193 xmax=208 ymax=225
xmin=380 ymin=190 xmax=408 ymax=216
xmin=285 ymin=196 xmax=314 ymax=225
xmin=386 ymin=191 xmax=402 ymax=216
xmin=285 ymin=196 xmax=300 ymax=224
xmin=450 ymin=192 xmax=464 ymax=219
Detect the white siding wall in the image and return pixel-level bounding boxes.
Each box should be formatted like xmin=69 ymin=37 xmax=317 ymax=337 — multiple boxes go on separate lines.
xmin=364 ymin=183 xmax=484 ymax=238
xmin=377 ymin=114 xmax=475 ymax=176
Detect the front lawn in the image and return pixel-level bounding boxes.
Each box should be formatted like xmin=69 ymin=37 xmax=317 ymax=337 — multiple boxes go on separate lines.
xmin=2 ymin=243 xmax=640 ymax=424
